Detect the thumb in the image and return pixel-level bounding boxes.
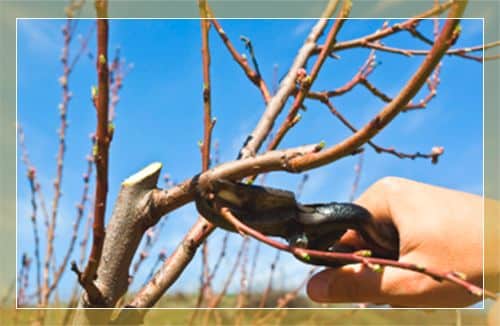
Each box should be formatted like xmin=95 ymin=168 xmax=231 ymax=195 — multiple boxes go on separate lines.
xmin=306 ymin=260 xmax=427 ymax=305
xmin=307 ymin=264 xmax=382 ymax=304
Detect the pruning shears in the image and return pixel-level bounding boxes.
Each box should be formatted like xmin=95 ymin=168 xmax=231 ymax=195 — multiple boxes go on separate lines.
xmin=195 ymin=180 xmax=399 ymax=267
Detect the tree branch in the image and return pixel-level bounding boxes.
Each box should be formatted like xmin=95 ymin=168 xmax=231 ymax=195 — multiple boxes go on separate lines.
xmin=237 ymin=0 xmax=340 ymax=159
xmin=217 ymin=205 xmax=495 ymax=302
xmin=80 ymin=1 xmax=110 ymax=302
xmin=286 ymin=1 xmax=466 ymax=172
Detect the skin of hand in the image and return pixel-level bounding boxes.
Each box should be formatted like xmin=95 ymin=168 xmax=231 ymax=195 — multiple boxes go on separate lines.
xmin=306 ymin=177 xmax=484 ymax=307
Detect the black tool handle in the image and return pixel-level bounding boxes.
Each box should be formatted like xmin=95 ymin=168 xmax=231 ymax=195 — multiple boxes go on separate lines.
xmin=297 ymin=202 xmax=399 ymax=267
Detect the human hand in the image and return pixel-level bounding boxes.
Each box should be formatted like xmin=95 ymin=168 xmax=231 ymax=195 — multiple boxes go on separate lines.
xmin=306 ymin=177 xmax=483 ymax=307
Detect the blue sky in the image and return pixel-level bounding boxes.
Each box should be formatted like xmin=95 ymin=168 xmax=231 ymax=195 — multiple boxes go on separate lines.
xmin=17 ymin=19 xmax=483 ymax=303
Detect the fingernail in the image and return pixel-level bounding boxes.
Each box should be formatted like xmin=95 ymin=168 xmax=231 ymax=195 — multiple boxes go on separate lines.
xmin=307 ymin=271 xmax=331 ymax=302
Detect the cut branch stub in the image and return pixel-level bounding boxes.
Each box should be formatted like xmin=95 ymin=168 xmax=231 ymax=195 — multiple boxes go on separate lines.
xmin=95 ymin=162 xmax=163 ymax=303
xmin=74 ymin=162 xmax=164 ymax=323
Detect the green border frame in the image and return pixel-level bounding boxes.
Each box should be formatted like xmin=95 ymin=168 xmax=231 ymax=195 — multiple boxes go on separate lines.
xmin=1 ymin=1 xmax=498 ymax=324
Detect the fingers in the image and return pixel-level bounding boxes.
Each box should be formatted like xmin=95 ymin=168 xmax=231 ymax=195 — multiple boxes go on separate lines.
xmin=307 ymin=264 xmax=384 ymax=304
xmin=306 ymin=254 xmax=441 ymax=307
xmin=353 ymin=177 xmax=395 ymax=224
xmin=307 ymin=256 xmax=479 ymax=308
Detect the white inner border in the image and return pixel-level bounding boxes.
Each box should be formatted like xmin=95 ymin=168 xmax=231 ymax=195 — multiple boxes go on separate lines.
xmin=15 ymin=17 xmax=486 ymax=311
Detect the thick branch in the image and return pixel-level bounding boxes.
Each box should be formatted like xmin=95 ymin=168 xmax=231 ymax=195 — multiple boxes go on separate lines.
xmin=129 ymin=218 xmax=213 ymax=309
xmin=218 ymin=206 xmax=493 ymax=302
xmin=237 ymin=0 xmax=340 ymax=159
xmin=73 ymin=163 xmax=163 ymax=323
xmin=287 ymin=1 xmax=466 ymax=172
xmin=268 ymin=0 xmax=351 ymax=151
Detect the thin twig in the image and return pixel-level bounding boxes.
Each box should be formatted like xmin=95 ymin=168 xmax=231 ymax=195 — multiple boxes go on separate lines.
xmin=313 ymin=0 xmax=455 ymax=55
xmin=256 ymin=267 xmax=317 ymax=325
xmin=355 ymin=39 xmax=500 ymax=63
xmin=235 ymin=237 xmax=250 ymax=308
xmin=267 ymin=0 xmax=352 ymax=152
xmin=17 ymin=126 xmax=42 ymax=305
xmin=258 ymin=250 xmax=280 ymax=309
xmin=47 ymin=137 xmax=95 ymax=299
xmin=130 ymin=217 xmax=167 ymax=284
xmin=319 ymin=97 xmax=444 ymax=163
xmin=43 ymin=18 xmax=74 ymax=307
xmin=237 ymin=0 xmax=340 ymax=160
xmin=286 ymin=3 xmax=465 ymax=172
xmin=79 ymin=1 xmax=110 ymax=304
xmin=246 ymin=241 xmax=260 ymax=297
xmin=194 ymin=0 xmax=217 ymax=311
xmin=205 ymin=237 xmax=247 ymax=308
xmin=349 ymin=153 xmax=364 ymax=202
xmin=207 ymin=6 xmax=271 ymax=103
xmin=218 ymin=206 xmax=495 ymax=301
xmin=17 ymin=254 xmax=31 ymax=307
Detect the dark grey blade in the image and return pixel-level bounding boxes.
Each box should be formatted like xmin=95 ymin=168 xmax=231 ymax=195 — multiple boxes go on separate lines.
xmin=195 ymin=180 xmax=398 ymax=268
xmin=195 ymin=194 xmax=238 ymax=233
xmin=195 ymin=180 xmax=301 ymax=238
xmin=211 ymin=179 xmax=298 ymax=213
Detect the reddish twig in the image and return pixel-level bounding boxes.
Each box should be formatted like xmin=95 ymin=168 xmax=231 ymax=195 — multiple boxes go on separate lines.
xmin=268 ymin=1 xmax=352 ymax=152
xmin=42 ymin=18 xmax=74 ymax=307
xmin=62 ymin=44 xmax=133 ymax=305
xmin=17 ymin=254 xmax=31 ymax=307
xmin=306 ymin=39 xmax=379 ymax=100
xmin=19 ymin=124 xmax=51 ymax=235
xmin=205 ymin=237 xmax=247 ymax=308
xmin=129 ymin=218 xmax=215 ymax=309
xmin=68 ymin=21 xmax=95 ymax=74
xmin=108 ymin=46 xmax=133 ymax=124
xmin=256 ymin=267 xmax=317 ymax=325
xmin=207 ymin=6 xmax=271 ymax=103
xmin=237 ymin=1 xmax=340 ymax=160
xmin=63 ymin=189 xmax=95 ymax=326
xmin=207 ymin=232 xmax=229 ymax=284
xmin=130 ymin=217 xmax=167 ymax=284
xmin=286 ymin=3 xmax=465 ymax=172
xmin=79 ymin=1 xmax=110 ymax=304
xmin=319 ymin=97 xmax=444 ymax=163
xmin=142 ymin=249 xmax=167 ymax=288
xmin=17 ymin=126 xmax=42 ymax=305
xmin=118 ymin=2 xmax=480 ymax=316
xmin=217 ymin=206 xmax=495 ymax=302
xmin=47 ymin=136 xmax=95 ymax=300
xmin=200 ymin=238 xmax=247 ymax=326
xmin=313 ymin=0 xmax=455 ymax=56
xmin=194 ymin=0 xmax=217 ymax=311
xmin=246 ymin=241 xmax=260 ymax=296
xmin=235 ymin=237 xmax=250 ymax=308
xmin=258 ymin=249 xmax=280 ymax=309
xmin=354 ymin=39 xmax=500 ymax=63
xmin=307 ymin=47 xmax=441 ymax=113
